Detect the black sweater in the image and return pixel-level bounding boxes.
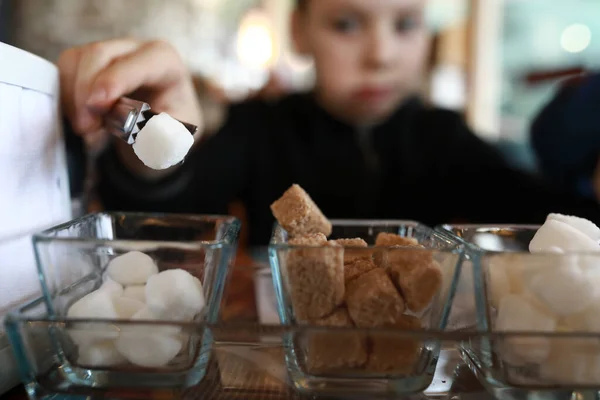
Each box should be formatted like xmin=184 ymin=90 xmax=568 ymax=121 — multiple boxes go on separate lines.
xmin=98 ymin=93 xmax=600 ymax=245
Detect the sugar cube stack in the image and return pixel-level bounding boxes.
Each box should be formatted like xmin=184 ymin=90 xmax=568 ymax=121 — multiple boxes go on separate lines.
xmin=65 ymin=251 xmax=205 ymax=368
xmin=132 ymin=112 xmax=194 ymax=170
xmin=491 ymin=213 xmax=600 ymax=382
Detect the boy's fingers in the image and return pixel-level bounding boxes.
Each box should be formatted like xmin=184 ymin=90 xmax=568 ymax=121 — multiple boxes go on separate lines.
xmin=73 ymin=39 xmax=142 ymax=133
xmin=88 ymin=40 xmax=189 ymax=113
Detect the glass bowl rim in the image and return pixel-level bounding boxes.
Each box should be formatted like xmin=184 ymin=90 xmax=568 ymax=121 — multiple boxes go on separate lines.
xmin=32 ymin=212 xmax=241 ymax=250
xmin=269 ymin=219 xmax=462 ymax=251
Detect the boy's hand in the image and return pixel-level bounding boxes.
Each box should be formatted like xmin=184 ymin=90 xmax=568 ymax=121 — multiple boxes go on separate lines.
xmin=58 ymin=38 xmax=203 ymax=139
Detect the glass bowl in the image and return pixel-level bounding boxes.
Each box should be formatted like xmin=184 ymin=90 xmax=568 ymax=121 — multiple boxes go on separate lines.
xmin=470 ymin=251 xmax=600 ymax=392
xmin=439 ymin=225 xmax=600 ymax=394
xmin=7 ymin=212 xmax=240 ymax=395
xmin=268 ymin=220 xmax=466 ymax=397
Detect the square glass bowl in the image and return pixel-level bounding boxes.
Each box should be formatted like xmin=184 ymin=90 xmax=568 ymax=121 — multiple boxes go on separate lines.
xmin=467 ymin=251 xmax=600 ymax=393
xmin=268 ymin=220 xmax=466 ymax=397
xmin=439 ymin=225 xmax=600 ymax=393
xmin=5 ymin=212 xmax=240 ymax=397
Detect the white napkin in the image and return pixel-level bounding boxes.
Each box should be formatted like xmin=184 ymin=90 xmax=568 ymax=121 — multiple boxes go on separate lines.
xmin=0 ymin=73 xmax=72 ymax=316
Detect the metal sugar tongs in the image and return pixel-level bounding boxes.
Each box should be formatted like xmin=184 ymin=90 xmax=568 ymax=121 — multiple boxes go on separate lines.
xmin=103 ymin=97 xmax=198 ymax=144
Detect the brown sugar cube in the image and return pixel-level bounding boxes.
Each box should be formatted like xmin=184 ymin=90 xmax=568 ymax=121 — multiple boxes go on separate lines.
xmin=312 ymin=307 xmax=354 ymax=326
xmin=286 ymin=233 xmax=329 ymax=268
xmin=289 ymin=233 xmax=328 ymax=247
xmin=366 ymin=315 xmax=422 ymax=373
xmin=271 ymin=184 xmax=332 ymax=237
xmin=374 ymin=233 xmax=430 ymax=274
xmin=346 ymin=268 xmax=405 ymax=327
xmin=286 ymin=242 xmax=344 ymax=321
xmin=344 ymin=258 xmax=378 ymax=283
xmin=304 ymin=308 xmax=368 ymax=374
xmin=329 ymin=238 xmax=373 ymax=264
xmin=397 ymin=261 xmax=443 ymax=312
xmin=375 ymin=233 xmax=420 ymax=247
xmin=330 ymin=238 xmax=368 ymax=248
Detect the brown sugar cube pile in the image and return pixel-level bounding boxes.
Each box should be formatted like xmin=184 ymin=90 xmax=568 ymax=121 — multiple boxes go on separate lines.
xmin=375 ymin=232 xmax=420 ymax=247
xmin=344 ymin=258 xmax=378 ymax=284
xmin=374 ymin=233 xmax=442 ymax=312
xmin=304 ymin=308 xmax=368 ymax=374
xmin=329 ymin=238 xmax=372 ymax=264
xmin=271 ymin=184 xmax=332 ymax=237
xmin=346 ymin=268 xmax=405 ymax=327
xmin=329 ymin=238 xmax=378 ymax=283
xmin=286 ymin=235 xmax=344 ymax=321
xmin=397 ymin=260 xmax=443 ymax=312
xmin=366 ymin=315 xmax=422 ymax=373
xmin=374 ymin=232 xmax=429 ymax=272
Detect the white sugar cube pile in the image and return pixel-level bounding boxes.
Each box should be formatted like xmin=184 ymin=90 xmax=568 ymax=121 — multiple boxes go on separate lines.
xmin=491 ymin=213 xmax=600 ymax=383
xmin=132 ymin=112 xmax=194 ymax=170
xmin=66 ymin=251 xmax=205 ymax=368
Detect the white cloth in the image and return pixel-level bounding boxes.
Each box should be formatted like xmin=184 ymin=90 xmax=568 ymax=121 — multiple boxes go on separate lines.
xmin=0 ymin=43 xmax=72 ymax=316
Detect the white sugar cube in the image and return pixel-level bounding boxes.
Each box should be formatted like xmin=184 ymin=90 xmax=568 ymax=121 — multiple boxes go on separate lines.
xmin=99 ymin=276 xmax=123 ymax=297
xmin=571 ymin=303 xmax=600 ymax=332
xmin=584 ymin=354 xmax=600 ymax=384
xmin=582 ymin=262 xmax=600 ymax=293
xmin=113 ymin=297 xmax=145 ymax=319
xmin=122 ymin=285 xmax=146 ymax=303
xmin=77 ymin=340 xmax=126 ymax=367
xmin=106 ymin=251 xmax=158 ymax=285
xmin=496 ymin=340 xmax=526 ymax=366
xmin=145 ymin=269 xmax=205 ymax=321
xmin=540 ymin=339 xmax=594 ymax=384
xmin=115 ymin=333 xmax=182 ymax=368
xmin=529 ymin=219 xmax=600 ymax=253
xmin=490 ymin=254 xmax=527 ymax=295
xmin=526 ymin=263 xmax=595 ymax=317
xmin=132 ymin=112 xmax=194 ymax=170
xmin=487 ymin=265 xmax=510 ymax=308
xmin=496 ymin=295 xmax=556 ymax=363
xmin=547 ymin=213 xmax=600 ymax=242
xmin=67 ymin=289 xmax=118 ymax=319
xmin=129 ymin=306 xmax=181 ymax=334
xmin=67 ymin=290 xmax=120 ymax=345
xmin=68 ymin=323 xmax=120 ymax=347
xmin=115 ymin=307 xmax=183 ymax=368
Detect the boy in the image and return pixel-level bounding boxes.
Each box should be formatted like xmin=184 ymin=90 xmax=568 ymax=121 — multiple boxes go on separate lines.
xmin=58 ymin=0 xmax=600 ymax=245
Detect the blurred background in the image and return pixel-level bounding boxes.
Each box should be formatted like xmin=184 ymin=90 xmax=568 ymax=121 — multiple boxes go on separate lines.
xmin=1 ymin=0 xmax=599 ymax=173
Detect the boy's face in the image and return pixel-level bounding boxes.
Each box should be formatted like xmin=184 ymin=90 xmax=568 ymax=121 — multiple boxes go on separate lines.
xmin=294 ymin=0 xmax=430 ymax=125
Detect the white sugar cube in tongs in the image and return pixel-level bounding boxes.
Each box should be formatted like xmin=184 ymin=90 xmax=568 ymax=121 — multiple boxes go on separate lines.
xmin=103 ymin=97 xmax=197 ymax=170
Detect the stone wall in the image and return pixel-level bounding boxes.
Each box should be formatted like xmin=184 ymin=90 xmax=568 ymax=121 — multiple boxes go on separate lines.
xmin=9 ymin=0 xmax=255 ymax=74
